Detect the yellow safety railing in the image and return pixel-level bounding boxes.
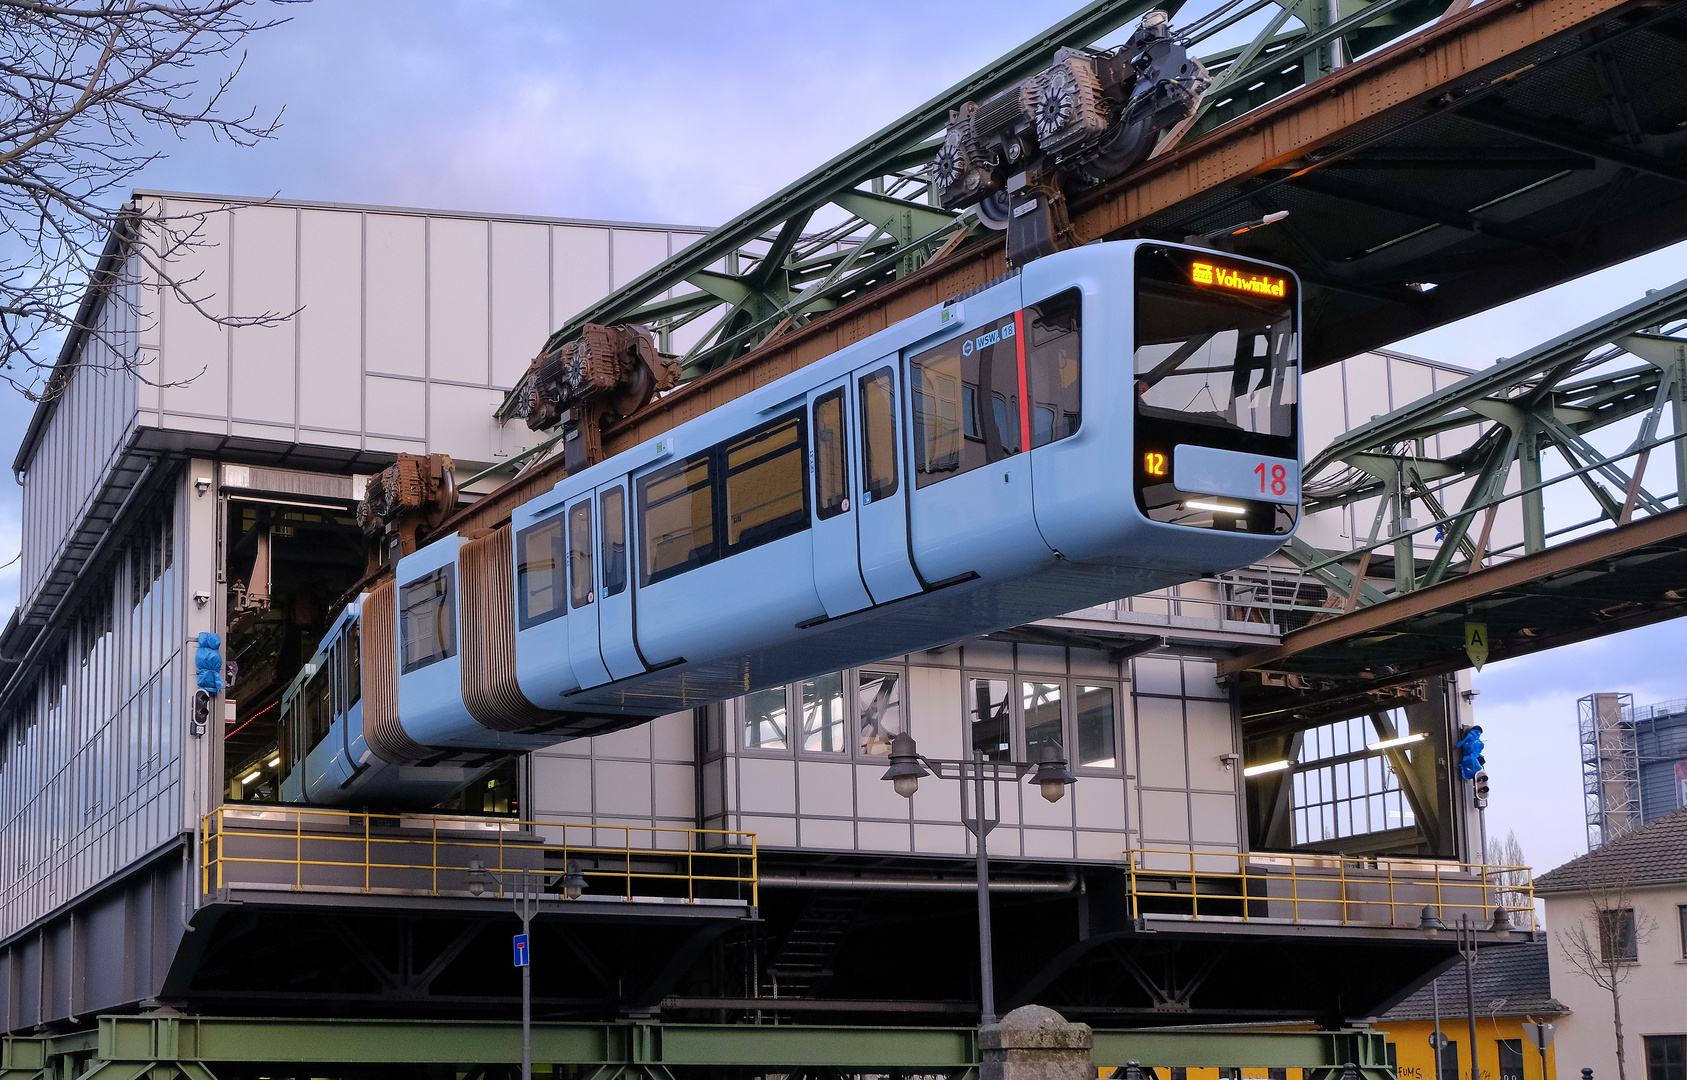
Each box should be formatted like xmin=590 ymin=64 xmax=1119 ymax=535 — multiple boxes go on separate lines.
xmin=1124 ymin=848 xmax=1535 ymax=932
xmin=199 ymin=805 xmax=758 ymax=909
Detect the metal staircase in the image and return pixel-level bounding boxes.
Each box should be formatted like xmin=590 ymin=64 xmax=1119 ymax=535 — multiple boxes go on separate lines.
xmin=764 ymin=895 xmax=864 ymax=999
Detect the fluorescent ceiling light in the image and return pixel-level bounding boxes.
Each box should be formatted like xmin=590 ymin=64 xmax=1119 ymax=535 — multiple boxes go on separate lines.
xmin=1367 ymin=733 xmax=1427 ymax=751
xmin=1243 ymin=759 xmax=1291 ymax=777
xmin=242 ymin=770 xmax=262 ymax=784
xmin=1186 ymin=500 xmax=1248 ymax=515
xmin=267 ymin=756 xmax=281 ymax=767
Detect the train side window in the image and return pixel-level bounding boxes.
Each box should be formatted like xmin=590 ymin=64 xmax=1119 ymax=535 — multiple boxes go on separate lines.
xmin=858 ymin=368 xmax=899 ymax=502
xmin=569 ymin=502 xmax=595 ymax=609
xmin=910 ymin=314 xmax=1020 ymax=487
xmin=399 ymin=566 xmax=456 ymax=674
xmin=305 ymin=660 xmax=332 ymax=752
xmin=600 ymin=487 xmax=628 ymax=598
xmin=1025 ymin=289 xmax=1082 ymax=448
xmin=332 ymin=642 xmax=344 ymax=717
xmin=346 ymin=622 xmax=361 ymax=708
xmin=639 ymin=452 xmax=716 ymax=586
xmin=813 ymin=389 xmax=849 ymax=520
xmin=723 ymin=410 xmax=808 ymax=554
xmin=515 ymin=516 xmax=565 ymax=629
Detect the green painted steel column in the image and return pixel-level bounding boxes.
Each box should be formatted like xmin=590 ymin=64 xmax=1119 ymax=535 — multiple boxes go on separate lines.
xmin=1668 ymin=342 xmax=1687 ymax=501
xmin=1518 ymin=421 xmax=1546 ymax=554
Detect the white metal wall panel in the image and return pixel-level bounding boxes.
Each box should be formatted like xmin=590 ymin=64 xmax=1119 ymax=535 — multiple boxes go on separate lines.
xmin=228 ymin=205 xmax=298 ymax=428
xmin=365 ymin=375 xmax=427 ymax=442
xmin=610 ymin=229 xmax=669 ymax=290
xmin=1301 ymin=366 xmax=1347 ymax=460
xmin=553 ymin=227 xmax=610 ymax=328
xmin=490 ymin=221 xmax=551 ymax=389
xmin=297 ymin=210 xmax=364 ymax=434
xmin=365 ymin=213 xmax=427 ymax=378
xmin=157 ymin=203 xmax=230 ymax=424
xmin=427 ymin=386 xmax=506 ymax=463
xmin=427 ymin=217 xmax=490 ymax=386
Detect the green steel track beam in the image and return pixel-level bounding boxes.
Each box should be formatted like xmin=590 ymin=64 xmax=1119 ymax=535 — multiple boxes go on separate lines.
xmin=493 ymin=0 xmax=1176 ymax=418
xmin=1280 ymin=276 xmax=1687 ymax=612
xmin=494 ymin=0 xmax=1477 ymax=430
xmin=2 ymin=1016 xmax=1390 ymax=1074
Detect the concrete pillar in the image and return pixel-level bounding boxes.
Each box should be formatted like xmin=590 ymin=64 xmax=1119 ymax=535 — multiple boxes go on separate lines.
xmin=981 ymin=1005 xmax=1094 ymax=1080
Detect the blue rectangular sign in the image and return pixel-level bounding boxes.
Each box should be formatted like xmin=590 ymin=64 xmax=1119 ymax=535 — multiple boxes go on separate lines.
xmin=513 ymin=933 xmax=530 ymax=967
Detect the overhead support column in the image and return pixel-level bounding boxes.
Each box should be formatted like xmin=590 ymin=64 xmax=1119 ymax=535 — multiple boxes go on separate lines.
xmin=1517 ymin=420 xmax=1547 ymax=554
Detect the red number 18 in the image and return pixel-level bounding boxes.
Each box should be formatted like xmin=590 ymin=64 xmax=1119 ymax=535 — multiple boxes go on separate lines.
xmin=1255 ymin=462 xmax=1289 ymax=496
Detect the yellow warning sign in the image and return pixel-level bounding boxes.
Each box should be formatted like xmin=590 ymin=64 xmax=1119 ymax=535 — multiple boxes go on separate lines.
xmin=1465 ymin=622 xmax=1489 ymax=670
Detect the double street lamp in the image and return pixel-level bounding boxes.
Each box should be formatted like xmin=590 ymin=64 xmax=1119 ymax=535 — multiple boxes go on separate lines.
xmin=467 ymin=859 xmax=590 ymax=1080
xmin=1419 ymin=904 xmax=1514 ymax=1080
xmin=881 ymin=731 xmax=1077 ymax=1024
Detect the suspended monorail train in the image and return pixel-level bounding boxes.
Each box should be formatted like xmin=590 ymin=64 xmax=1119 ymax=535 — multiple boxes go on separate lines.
xmin=278 ymin=240 xmax=1303 ymax=806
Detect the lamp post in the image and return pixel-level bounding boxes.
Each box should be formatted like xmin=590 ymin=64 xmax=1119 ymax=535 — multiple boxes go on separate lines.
xmin=1420 ymin=904 xmax=1513 ymax=1080
xmin=881 ymin=731 xmax=1076 ymax=1024
xmin=468 ymin=857 xmax=589 ymax=1080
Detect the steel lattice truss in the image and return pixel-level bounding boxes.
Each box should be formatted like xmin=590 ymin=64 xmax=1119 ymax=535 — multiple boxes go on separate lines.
xmin=497 ymin=0 xmax=1461 ymax=423
xmin=1283 ymin=278 xmax=1687 ymax=611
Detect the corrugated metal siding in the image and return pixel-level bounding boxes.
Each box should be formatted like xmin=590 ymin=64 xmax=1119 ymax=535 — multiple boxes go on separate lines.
xmin=18 ymin=257 xmax=142 ymax=613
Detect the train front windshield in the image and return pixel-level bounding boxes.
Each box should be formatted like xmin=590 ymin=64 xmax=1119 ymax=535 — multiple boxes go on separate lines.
xmin=1133 ymin=245 xmax=1299 ymax=535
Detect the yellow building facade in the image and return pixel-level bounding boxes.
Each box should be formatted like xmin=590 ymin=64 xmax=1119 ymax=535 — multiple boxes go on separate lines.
xmin=1368 ymin=941 xmax=1566 ymax=1080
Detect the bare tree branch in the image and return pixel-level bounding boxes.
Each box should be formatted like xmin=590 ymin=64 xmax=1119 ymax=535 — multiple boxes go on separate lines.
xmin=1554 ymin=879 xmax=1656 ymax=1080
xmin=0 ymin=0 xmax=304 ymax=401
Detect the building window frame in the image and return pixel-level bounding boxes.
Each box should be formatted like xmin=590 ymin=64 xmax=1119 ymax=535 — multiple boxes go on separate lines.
xmin=1599 ymin=907 xmax=1640 ymax=963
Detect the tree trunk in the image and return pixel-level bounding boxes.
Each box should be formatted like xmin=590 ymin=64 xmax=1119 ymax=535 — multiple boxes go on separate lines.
xmin=1612 ymin=980 xmax=1627 ymax=1080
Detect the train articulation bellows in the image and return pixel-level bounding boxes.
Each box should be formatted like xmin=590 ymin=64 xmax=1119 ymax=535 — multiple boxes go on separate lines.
xmin=279 ymin=240 xmax=1302 ymax=809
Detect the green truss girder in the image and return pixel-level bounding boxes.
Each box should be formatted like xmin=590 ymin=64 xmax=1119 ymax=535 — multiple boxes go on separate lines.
xmin=1285 ymin=275 xmax=1687 ymax=606
xmin=495 ymin=0 xmax=1477 ymax=427
xmin=2 ymin=1016 xmax=1391 ymax=1075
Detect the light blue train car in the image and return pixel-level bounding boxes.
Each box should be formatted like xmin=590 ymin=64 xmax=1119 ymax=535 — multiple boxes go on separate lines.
xmin=279 ymin=239 xmax=1302 ymax=806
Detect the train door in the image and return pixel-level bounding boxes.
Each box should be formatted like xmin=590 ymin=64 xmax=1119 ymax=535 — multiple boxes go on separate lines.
xmin=809 ymin=378 xmax=874 ymax=617
xmin=595 ymin=482 xmax=644 ymax=680
xmin=853 ymin=360 xmax=923 ymax=602
xmin=564 ymin=493 xmax=613 ymax=688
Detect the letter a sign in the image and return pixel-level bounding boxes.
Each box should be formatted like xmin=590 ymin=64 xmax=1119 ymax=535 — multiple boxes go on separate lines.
xmin=1465 ymin=623 xmax=1489 ymax=670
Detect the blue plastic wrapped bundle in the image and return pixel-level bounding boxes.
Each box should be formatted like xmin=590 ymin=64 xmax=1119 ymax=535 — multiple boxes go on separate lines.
xmin=195 ymin=631 xmax=224 ymax=693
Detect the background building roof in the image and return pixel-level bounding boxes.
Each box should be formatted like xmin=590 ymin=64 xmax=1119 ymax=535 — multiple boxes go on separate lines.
xmin=1534 ymin=805 xmax=1687 ymax=894
xmin=1380 ymin=941 xmax=1567 ymax=1022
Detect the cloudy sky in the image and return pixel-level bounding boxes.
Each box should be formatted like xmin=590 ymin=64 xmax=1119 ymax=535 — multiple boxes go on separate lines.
xmin=2 ymin=0 xmax=1683 ymax=874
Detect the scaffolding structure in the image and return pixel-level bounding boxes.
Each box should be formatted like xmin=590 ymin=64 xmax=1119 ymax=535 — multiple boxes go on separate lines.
xmin=1581 ymin=693 xmax=1640 ymax=850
